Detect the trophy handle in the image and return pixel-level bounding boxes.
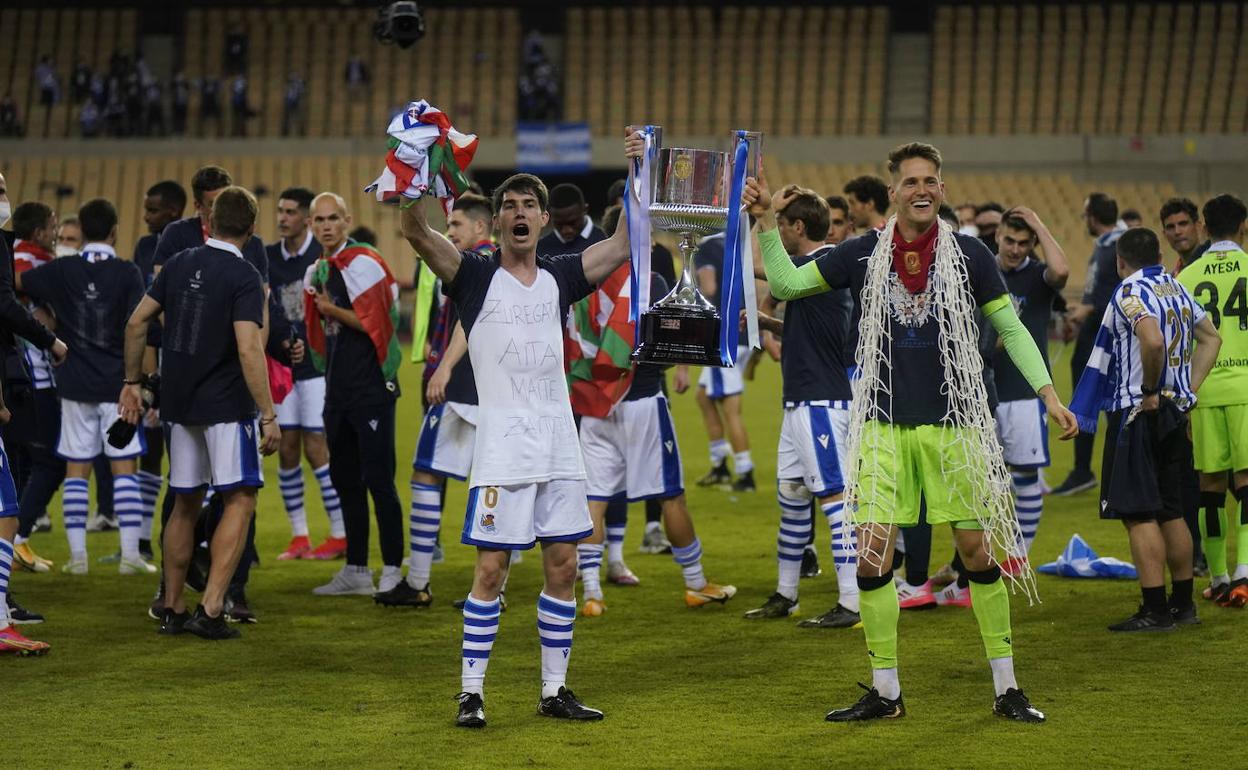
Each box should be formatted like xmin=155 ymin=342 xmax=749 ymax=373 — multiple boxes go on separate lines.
xmin=739 ymin=130 xmax=763 ymax=178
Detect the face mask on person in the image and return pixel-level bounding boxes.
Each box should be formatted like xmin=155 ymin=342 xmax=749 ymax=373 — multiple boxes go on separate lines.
xmin=0 ymin=201 xmax=10 ymax=229
xmin=55 ymin=244 xmax=78 ymax=257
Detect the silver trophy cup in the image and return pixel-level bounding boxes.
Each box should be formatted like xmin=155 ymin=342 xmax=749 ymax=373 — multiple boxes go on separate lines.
xmin=632 ymin=147 xmax=732 ymax=366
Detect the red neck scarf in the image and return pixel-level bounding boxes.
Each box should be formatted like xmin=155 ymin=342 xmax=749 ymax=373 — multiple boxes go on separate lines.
xmin=891 ymin=223 xmax=939 ymax=293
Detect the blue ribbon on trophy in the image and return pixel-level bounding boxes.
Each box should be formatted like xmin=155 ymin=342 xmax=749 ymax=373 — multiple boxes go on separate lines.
xmin=627 ymin=126 xmax=763 ymax=368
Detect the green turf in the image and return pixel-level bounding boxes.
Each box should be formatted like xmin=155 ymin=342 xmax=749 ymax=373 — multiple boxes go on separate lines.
xmin=8 ymin=348 xmax=1245 ymax=769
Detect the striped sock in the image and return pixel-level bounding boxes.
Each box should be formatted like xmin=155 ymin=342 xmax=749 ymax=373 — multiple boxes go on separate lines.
xmin=671 ymin=537 xmax=706 ymax=590
xmin=0 ymin=538 xmax=12 ymax=625
xmin=537 ymin=593 xmax=576 ymax=698
xmin=461 ymin=595 xmax=501 ymax=696
xmin=825 ymin=499 xmax=859 ymax=612
xmin=115 ymin=474 xmax=143 ymax=560
xmin=314 ymin=464 xmax=345 ymax=539
xmin=606 ymin=523 xmax=626 ymax=564
xmin=279 ymin=466 xmax=309 ymax=537
xmin=63 ymin=478 xmax=90 ymax=559
xmin=137 ymin=470 xmax=162 ymax=542
xmin=776 ymin=485 xmax=812 ymax=601
xmin=1011 ymin=471 xmax=1043 ymax=553
xmin=408 ymin=481 xmax=442 ymax=588
xmin=577 ymin=543 xmax=604 ymax=600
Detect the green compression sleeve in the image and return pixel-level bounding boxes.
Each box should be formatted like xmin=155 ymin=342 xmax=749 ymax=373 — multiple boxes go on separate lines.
xmin=759 ymin=228 xmax=829 ymax=300
xmin=859 ymin=581 xmax=900 ymax=669
xmin=986 ymin=295 xmax=1053 ymax=395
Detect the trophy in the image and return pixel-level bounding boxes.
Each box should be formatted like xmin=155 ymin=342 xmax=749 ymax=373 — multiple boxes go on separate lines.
xmin=630 ymin=129 xmax=762 ymax=367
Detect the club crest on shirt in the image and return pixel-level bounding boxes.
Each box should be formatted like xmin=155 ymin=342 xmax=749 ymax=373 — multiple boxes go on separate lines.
xmin=887 ymin=274 xmax=936 ymax=327
xmin=902 ymin=250 xmax=921 ymax=275
xmin=480 ymin=513 xmax=496 ymax=533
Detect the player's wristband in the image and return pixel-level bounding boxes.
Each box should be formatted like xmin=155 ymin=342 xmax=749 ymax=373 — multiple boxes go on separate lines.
xmin=1141 ymin=385 xmax=1159 ymax=396
xmin=123 ymin=378 xmax=142 ymax=386
xmin=259 ymin=415 xmax=277 ymax=426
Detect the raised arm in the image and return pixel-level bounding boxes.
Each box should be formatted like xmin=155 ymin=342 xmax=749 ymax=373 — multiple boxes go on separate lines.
xmin=745 ymin=173 xmax=829 ymax=300
xmin=1009 ymin=206 xmax=1069 ymax=290
xmin=401 ymin=197 xmax=463 ymax=284
xmin=581 ymin=127 xmax=645 ymax=285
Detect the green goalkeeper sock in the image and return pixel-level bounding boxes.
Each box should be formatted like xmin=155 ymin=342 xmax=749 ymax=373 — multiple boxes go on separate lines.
xmin=858 ymin=575 xmax=900 ymax=670
xmin=1199 ymin=492 xmax=1229 ymax=578
xmin=968 ymin=570 xmax=1013 ymax=660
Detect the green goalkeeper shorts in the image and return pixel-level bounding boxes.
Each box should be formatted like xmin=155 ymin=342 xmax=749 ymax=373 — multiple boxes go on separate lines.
xmin=849 ymin=421 xmax=987 ymax=529
xmin=1190 ymin=404 xmax=1248 ymax=474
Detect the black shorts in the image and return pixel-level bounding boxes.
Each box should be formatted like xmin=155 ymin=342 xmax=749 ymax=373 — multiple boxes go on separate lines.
xmin=1100 ymin=405 xmax=1192 ymax=523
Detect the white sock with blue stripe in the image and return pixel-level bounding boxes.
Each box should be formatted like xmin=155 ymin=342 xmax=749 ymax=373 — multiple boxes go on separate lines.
xmin=577 ymin=543 xmax=604 ymax=600
xmin=115 ymin=474 xmax=143 ymax=560
xmin=606 ymin=523 xmax=626 ymax=563
xmin=671 ymin=537 xmax=706 ymax=590
xmin=1011 ymin=471 xmax=1043 ymax=553
xmin=0 ymin=537 xmax=12 ymax=625
xmin=461 ymin=595 xmax=501 ymax=696
xmin=279 ymin=466 xmax=309 ymax=537
xmin=314 ymin=464 xmax=345 ymax=539
xmin=823 ymin=499 xmax=859 ymax=612
xmin=408 ymin=481 xmax=441 ymax=588
xmin=777 ymin=484 xmax=813 ymax=601
xmin=137 ymin=470 xmax=162 ymax=542
xmin=63 ymin=477 xmax=90 ymax=559
xmin=537 ymin=593 xmax=576 ymax=698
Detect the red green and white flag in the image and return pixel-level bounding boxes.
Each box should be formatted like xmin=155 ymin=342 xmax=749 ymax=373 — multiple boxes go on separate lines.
xmin=304 ymin=244 xmax=402 ymax=381
xmin=565 ymin=261 xmax=636 ymax=418
xmin=365 ymin=100 xmax=478 ymax=214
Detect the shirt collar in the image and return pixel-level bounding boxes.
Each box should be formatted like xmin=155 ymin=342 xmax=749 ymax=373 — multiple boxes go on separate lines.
xmin=281 ymin=230 xmax=314 ymax=261
xmin=555 ymin=216 xmax=594 ymax=244
xmin=205 ymin=237 xmax=244 ymax=259
xmin=1209 ymin=240 xmax=1242 ymax=253
xmin=1128 ymin=264 xmax=1166 ymax=281
xmin=81 ymin=242 xmax=117 ymax=262
xmin=997 ymin=255 xmax=1033 ymax=273
xmin=326 ymin=240 xmax=348 ymax=258
xmin=1096 ymin=225 xmax=1127 ymax=248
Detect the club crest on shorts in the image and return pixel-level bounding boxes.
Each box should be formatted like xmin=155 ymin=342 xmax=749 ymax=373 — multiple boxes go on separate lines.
xmin=479 ymin=513 xmax=496 ymax=533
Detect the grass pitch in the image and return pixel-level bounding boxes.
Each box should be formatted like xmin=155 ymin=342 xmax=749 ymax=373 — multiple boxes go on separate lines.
xmin=9 ymin=349 xmax=1246 ymax=769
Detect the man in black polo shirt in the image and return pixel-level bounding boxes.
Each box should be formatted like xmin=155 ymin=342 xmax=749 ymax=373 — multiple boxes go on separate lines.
xmin=265 ymin=186 xmax=346 ymax=562
xmin=1053 ymin=192 xmax=1124 ymax=496
xmin=1162 ymin=197 xmax=1212 ymax=274
xmin=745 ymin=186 xmax=859 ymax=629
xmin=131 ymin=179 xmax=186 ymax=555
xmin=18 ymin=198 xmax=149 ymax=576
xmin=536 ymin=183 xmax=605 ymax=257
xmin=305 ymin=192 xmax=404 ymax=598
xmin=120 ymin=186 xmax=279 ymax=640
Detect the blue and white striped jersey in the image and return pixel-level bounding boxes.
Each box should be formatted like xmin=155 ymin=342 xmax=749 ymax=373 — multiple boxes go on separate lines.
xmin=1107 ymin=264 xmax=1207 ymax=411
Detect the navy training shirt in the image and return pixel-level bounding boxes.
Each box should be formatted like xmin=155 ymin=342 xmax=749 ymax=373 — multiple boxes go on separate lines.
xmin=536 ymin=219 xmax=606 ymax=258
xmin=20 ymin=247 xmax=145 ymax=403
xmin=149 ymin=240 xmax=266 ymax=425
xmin=814 ymin=229 xmax=1008 ymax=426
xmin=993 ymin=258 xmax=1059 ymax=402
xmin=153 ymin=216 xmax=269 ymax=283
xmin=778 ymin=245 xmax=853 ymax=403
xmin=266 ymin=233 xmax=323 ymax=381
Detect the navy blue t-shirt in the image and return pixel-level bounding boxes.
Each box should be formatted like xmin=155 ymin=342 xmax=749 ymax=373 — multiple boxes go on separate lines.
xmin=21 ymin=252 xmax=144 ymax=403
xmin=993 ymin=258 xmax=1058 ymax=402
xmin=154 ymin=216 xmax=269 ymax=283
xmin=149 ymin=242 xmax=266 ymax=425
xmin=814 ymin=230 xmax=1008 ymax=425
xmin=779 ymin=245 xmax=853 ymax=403
xmin=693 ymin=233 xmax=745 ymax=307
xmin=266 ymin=235 xmax=323 ymax=381
xmin=536 ymin=221 xmax=606 ymax=259
xmin=133 ymin=233 xmax=159 ymax=287
xmin=436 ymin=296 xmax=478 ymax=406
xmin=1081 ymin=228 xmax=1125 ymax=313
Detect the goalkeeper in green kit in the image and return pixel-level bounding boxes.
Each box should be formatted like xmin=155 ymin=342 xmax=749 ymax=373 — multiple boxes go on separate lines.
xmin=1177 ymin=194 xmax=1248 ymax=608
xmin=745 ymin=143 xmax=1080 ymax=723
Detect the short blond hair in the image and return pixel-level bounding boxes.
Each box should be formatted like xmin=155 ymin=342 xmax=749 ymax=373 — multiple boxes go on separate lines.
xmin=311 ymin=191 xmax=349 ymax=216
xmin=887 ymin=142 xmax=943 ymax=177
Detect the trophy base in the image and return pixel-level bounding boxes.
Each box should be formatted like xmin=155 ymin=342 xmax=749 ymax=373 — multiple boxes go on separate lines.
xmin=632 ymin=306 xmax=723 ymax=367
